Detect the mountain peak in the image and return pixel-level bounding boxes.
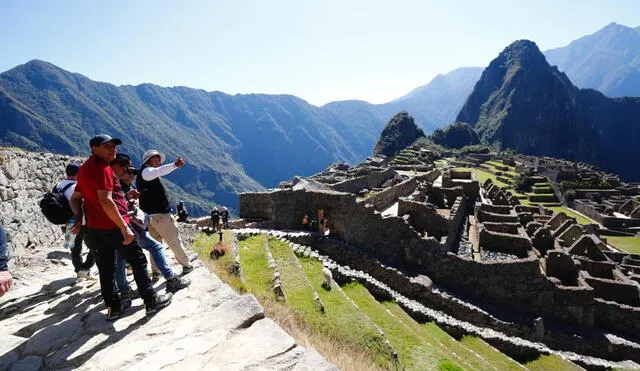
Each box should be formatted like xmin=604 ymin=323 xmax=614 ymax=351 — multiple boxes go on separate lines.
xmin=373 ymin=111 xmax=426 ymax=157
xmin=499 ymin=40 xmax=547 ymax=68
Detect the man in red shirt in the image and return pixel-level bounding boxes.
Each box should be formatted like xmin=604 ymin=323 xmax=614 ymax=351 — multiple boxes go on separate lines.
xmin=70 ymin=134 xmax=172 ymax=319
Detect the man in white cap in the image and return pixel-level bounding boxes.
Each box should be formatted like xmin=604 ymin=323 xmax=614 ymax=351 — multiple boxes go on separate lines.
xmin=136 ymin=150 xmax=193 ymax=275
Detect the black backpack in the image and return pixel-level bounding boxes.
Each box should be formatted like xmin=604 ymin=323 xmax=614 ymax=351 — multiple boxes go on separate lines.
xmin=40 ymin=182 xmax=75 ymax=225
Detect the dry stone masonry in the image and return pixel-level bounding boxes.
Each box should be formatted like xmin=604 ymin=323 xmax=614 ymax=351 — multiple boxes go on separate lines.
xmin=240 ymin=154 xmax=640 ymax=367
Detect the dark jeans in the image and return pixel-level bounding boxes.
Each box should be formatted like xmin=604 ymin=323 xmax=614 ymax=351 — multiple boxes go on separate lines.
xmin=72 ymin=226 xmax=94 ymax=272
xmin=84 ymin=228 xmax=156 ymax=309
xmin=64 ymin=222 xmax=94 ymax=273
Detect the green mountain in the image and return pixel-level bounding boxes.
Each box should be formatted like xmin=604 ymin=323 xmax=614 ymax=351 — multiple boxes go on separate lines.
xmin=544 ymin=22 xmax=640 ymax=97
xmin=430 ymin=122 xmax=480 ymax=149
xmin=457 ymin=40 xmax=640 ymax=181
xmin=0 ymin=60 xmax=363 ymax=214
xmin=373 ymin=111 xmax=426 ymax=157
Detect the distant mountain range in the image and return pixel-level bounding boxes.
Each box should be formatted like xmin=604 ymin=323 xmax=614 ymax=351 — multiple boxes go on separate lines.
xmin=544 ymin=22 xmax=640 ymax=97
xmin=2 ymin=22 xmax=640 ymax=213
xmin=457 ymin=40 xmax=640 ymax=181
xmin=0 ymin=60 xmax=360 ymax=214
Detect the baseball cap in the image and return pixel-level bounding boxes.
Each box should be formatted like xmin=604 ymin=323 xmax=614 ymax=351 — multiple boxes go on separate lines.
xmin=110 ymin=153 xmax=132 ymax=166
xmin=89 ymin=134 xmax=122 ymax=147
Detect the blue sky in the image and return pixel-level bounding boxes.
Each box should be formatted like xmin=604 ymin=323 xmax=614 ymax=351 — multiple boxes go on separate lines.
xmin=1 ymin=0 xmax=638 ymax=105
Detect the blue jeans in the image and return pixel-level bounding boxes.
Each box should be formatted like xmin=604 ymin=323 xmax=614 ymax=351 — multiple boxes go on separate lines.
xmin=115 ymin=228 xmax=176 ymax=292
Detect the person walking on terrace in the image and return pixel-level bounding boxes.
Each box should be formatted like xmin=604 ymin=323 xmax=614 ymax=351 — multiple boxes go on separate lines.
xmin=70 ymin=135 xmax=172 ymax=319
xmin=0 ymin=223 xmax=12 ymax=297
xmin=57 ymin=162 xmax=96 ymax=280
xmin=210 ymin=207 xmax=220 ymax=231
xmin=109 ymin=154 xmax=190 ymax=294
xmin=221 ymin=207 xmax=229 ymax=229
xmin=136 ymin=150 xmax=194 ymax=275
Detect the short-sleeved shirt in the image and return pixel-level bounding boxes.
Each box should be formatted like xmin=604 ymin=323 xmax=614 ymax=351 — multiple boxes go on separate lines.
xmin=76 ymin=156 xmax=130 ymax=229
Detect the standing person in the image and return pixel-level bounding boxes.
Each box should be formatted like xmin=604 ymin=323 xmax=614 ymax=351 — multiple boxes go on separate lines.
xmin=110 ymin=154 xmax=190 ymax=293
xmin=136 ymin=150 xmax=193 ymax=275
xmin=70 ymin=135 xmax=172 ymax=319
xmin=210 ymin=207 xmax=220 ymax=231
xmin=221 ymin=207 xmax=229 ymax=229
xmin=57 ymin=162 xmax=95 ymax=280
xmin=0 ymin=223 xmax=12 ymax=296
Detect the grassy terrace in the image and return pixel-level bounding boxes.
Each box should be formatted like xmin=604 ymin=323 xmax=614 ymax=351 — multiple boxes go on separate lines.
xmin=194 ymin=232 xmax=585 ymax=370
xmin=606 ymin=236 xmax=640 ymax=254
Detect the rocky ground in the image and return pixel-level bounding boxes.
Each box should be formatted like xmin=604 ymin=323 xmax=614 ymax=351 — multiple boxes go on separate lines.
xmin=0 ymin=229 xmax=334 ymax=370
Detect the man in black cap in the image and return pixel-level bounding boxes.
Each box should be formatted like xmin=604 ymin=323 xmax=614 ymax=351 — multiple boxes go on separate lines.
xmin=70 ymin=134 xmax=172 ymax=320
xmin=57 ymin=162 xmax=95 ymax=280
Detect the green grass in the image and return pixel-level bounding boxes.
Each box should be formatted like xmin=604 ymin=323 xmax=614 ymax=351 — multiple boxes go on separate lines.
xmin=383 ymin=302 xmax=525 ymax=370
xmin=459 ymin=336 xmax=526 ymax=370
xmin=343 ymin=283 xmax=463 ymax=370
xmin=269 ymin=237 xmax=322 ymax=316
xmin=546 ymin=207 xmax=594 ymax=225
xmin=606 ymin=236 xmax=640 ymax=254
xmin=524 ymin=354 xmax=582 ymax=371
xmin=295 ymin=256 xmax=395 ymax=366
xmin=236 ymin=234 xmax=274 ymax=297
xmin=454 ymin=167 xmax=510 ymax=188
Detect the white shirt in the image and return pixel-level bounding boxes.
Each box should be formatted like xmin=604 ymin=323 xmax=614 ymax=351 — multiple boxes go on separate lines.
xmin=141 ymin=163 xmax=178 ymax=181
xmin=55 ymin=179 xmax=76 ymax=201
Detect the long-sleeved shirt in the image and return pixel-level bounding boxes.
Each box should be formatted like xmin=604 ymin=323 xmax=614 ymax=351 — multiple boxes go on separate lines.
xmin=141 ymin=163 xmax=178 ymax=181
xmin=0 ymin=224 xmax=9 ymax=271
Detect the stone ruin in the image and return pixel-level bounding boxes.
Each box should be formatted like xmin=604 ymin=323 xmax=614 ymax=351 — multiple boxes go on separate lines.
xmin=240 ymin=162 xmax=640 ymax=368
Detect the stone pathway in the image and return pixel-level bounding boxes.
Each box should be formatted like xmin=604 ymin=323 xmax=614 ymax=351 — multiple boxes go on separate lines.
xmin=0 ymin=236 xmax=335 ymax=370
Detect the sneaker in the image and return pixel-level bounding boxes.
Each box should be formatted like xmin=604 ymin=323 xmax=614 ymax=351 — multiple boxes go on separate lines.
xmin=146 ymin=293 xmax=172 ymax=315
xmin=77 ymin=270 xmax=97 ymax=280
xmin=120 ymin=289 xmax=139 ymax=300
xmin=151 ymin=271 xmax=162 ymax=283
xmin=166 ymin=276 xmax=191 ymax=293
xmin=106 ymin=299 xmax=132 ymax=321
xmin=181 ymin=265 xmax=194 ymax=275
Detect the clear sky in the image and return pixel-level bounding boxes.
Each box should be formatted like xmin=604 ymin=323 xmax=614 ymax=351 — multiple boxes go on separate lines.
xmin=1 ymin=0 xmax=638 ymax=106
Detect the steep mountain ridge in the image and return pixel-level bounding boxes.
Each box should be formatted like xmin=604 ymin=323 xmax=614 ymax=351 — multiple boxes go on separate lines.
xmin=457 ymin=40 xmax=640 ymax=181
xmin=544 ymin=22 xmax=640 ymax=97
xmin=0 ymin=60 xmax=363 ymax=214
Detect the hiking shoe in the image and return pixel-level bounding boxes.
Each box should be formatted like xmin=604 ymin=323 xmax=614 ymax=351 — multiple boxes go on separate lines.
xmin=77 ymin=270 xmax=97 ymax=280
xmin=146 ymin=293 xmax=172 ymax=315
xmin=181 ymin=265 xmax=194 ymax=275
xmin=151 ymin=271 xmax=162 ymax=283
xmin=106 ymin=299 xmax=132 ymax=321
xmin=166 ymin=276 xmax=191 ymax=293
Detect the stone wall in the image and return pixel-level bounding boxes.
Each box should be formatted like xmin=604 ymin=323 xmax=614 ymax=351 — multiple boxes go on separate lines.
xmin=573 ymin=200 xmax=640 ymax=229
xmin=0 ymin=149 xmax=83 ymax=268
xmin=329 ymin=168 xmax=395 ymax=194
xmin=397 ymin=199 xmax=449 ymax=238
xmin=239 ymin=188 xmax=640 ymax=336
xmin=366 ymin=177 xmax=418 ymax=211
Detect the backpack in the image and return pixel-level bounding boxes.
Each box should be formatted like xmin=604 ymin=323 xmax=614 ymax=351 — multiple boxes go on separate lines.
xmin=40 ymin=182 xmax=75 ymax=225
